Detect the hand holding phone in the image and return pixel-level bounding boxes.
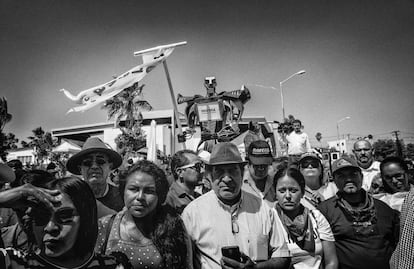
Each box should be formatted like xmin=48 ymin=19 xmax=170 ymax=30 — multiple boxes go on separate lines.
xmin=221 ymin=246 xmax=242 ymax=262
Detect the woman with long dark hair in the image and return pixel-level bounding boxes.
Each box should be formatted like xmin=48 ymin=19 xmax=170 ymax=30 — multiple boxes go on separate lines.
xmin=0 ymin=176 xmax=130 ymax=268
xmin=274 ymin=167 xmax=338 ymax=269
xmin=95 ymin=160 xmax=189 ymax=269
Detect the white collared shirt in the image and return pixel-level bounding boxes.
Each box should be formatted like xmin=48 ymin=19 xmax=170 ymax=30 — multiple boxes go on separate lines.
xmin=182 ymin=190 xmax=290 ymax=269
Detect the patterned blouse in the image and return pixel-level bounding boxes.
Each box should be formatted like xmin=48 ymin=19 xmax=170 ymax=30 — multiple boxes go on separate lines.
xmin=96 ymin=210 xmax=163 ymax=269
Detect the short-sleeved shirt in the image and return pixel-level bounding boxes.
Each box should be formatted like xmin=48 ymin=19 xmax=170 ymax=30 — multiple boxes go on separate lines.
xmin=181 ymin=190 xmax=290 ymax=269
xmin=165 ymin=181 xmax=200 ymax=214
xmin=361 ymin=161 xmax=380 ymax=191
xmin=242 ymin=173 xmax=276 ymax=208
xmin=318 ymin=195 xmax=399 ymax=269
xmin=284 ymin=132 xmax=311 ymax=155
xmin=276 ymin=208 xmax=334 ymax=269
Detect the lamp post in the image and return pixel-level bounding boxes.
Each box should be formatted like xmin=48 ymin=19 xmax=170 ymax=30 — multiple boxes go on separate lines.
xmin=279 ymin=70 xmax=306 ymax=120
xmin=336 ymin=116 xmax=351 ymax=141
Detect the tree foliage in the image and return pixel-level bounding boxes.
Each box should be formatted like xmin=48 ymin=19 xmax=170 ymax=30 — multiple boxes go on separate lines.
xmin=27 ymin=127 xmax=57 ymax=164
xmin=102 ymin=83 xmax=152 ymax=157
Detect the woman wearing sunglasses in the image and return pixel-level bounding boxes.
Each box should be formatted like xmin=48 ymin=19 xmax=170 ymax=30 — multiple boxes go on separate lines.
xmin=274 ymin=167 xmax=338 ymax=269
xmin=298 ymin=153 xmax=337 ymax=209
xmin=0 ymin=176 xmax=131 ymax=268
xmin=95 ymin=160 xmax=189 ymax=269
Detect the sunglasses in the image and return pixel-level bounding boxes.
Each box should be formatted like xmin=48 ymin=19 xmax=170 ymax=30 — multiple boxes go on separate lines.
xmin=300 ymin=159 xmax=320 ymax=169
xmin=81 ymin=158 xmax=107 ymax=167
xmin=177 ymin=162 xmax=204 ymax=172
xmin=32 ymin=208 xmax=78 ymax=226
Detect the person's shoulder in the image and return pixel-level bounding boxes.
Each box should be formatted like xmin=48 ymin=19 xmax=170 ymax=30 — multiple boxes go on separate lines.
xmin=183 ymin=190 xmax=215 ymax=212
xmin=373 ymin=196 xmax=395 ymax=212
xmin=317 ymin=196 xmax=338 ymax=212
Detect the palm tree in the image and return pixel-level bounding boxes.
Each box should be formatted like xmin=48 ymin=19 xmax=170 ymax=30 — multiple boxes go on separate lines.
xmin=102 ymin=83 xmax=153 ymax=156
xmin=28 ymin=127 xmax=56 ymax=165
xmin=0 ymin=97 xmax=12 ymax=132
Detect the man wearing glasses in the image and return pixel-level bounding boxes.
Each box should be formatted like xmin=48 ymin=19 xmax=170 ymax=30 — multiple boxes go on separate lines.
xmin=318 ymin=156 xmax=399 ymax=269
xmin=66 ymin=137 xmax=123 ymax=218
xmin=242 ymin=140 xmax=277 ymax=207
xmin=182 ymin=142 xmax=290 ymax=269
xmin=165 ymin=149 xmax=203 ymax=214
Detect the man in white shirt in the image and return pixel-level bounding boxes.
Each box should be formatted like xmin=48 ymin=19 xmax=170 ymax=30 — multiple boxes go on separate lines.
xmin=182 ymin=142 xmax=290 ymax=269
xmin=352 ymin=140 xmax=380 ymax=191
xmin=279 ymin=120 xmax=311 ymax=166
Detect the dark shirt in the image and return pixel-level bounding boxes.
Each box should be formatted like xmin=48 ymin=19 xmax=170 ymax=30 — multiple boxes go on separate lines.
xmin=1 ymin=248 xmax=130 ymax=268
xmin=97 ymin=184 xmax=124 ymax=212
xmin=164 ymin=181 xmax=200 ymax=214
xmin=318 ymin=195 xmax=399 ymax=269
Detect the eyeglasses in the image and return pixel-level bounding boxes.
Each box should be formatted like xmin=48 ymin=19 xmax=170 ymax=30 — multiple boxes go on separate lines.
xmin=177 ymin=162 xmax=204 ymax=173
xmin=81 ymin=158 xmax=107 ymax=167
xmin=32 ymin=208 xmax=78 ymax=226
xmin=231 ymin=215 xmax=239 ymax=234
xmin=300 ymin=159 xmax=319 ymax=169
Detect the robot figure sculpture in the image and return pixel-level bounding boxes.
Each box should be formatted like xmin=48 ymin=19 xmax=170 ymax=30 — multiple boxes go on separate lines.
xmin=177 ymin=76 xmax=251 ymax=151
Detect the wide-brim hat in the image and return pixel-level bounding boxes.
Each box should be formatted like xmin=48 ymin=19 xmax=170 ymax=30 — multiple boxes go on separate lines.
xmin=66 ymin=137 xmax=122 ymax=175
xmin=0 ymin=163 xmax=15 ymax=183
xmin=208 ymin=142 xmax=247 ymax=166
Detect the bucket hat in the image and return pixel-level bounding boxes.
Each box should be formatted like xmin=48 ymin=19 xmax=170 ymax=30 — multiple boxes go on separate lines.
xmin=208 ymin=142 xmax=247 ymax=166
xmin=66 ymin=137 xmax=122 ymax=175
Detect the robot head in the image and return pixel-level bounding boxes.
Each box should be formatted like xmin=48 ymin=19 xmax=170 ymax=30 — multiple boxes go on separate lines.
xmin=204 ymin=76 xmax=217 ymax=96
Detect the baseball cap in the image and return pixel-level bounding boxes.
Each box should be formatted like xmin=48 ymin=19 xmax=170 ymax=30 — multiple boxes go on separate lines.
xmin=247 ymin=140 xmax=273 ymax=165
xmin=298 ymin=152 xmax=320 ymax=163
xmin=332 ymin=156 xmax=361 ymax=174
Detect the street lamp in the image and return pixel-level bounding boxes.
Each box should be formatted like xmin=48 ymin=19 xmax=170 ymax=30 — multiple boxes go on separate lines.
xmin=279 ymin=70 xmax=306 ymax=120
xmin=337 ymin=116 xmax=351 ymax=141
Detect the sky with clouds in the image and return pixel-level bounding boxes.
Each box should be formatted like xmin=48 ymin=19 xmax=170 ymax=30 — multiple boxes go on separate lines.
xmin=1 ymin=0 xmax=414 ymax=145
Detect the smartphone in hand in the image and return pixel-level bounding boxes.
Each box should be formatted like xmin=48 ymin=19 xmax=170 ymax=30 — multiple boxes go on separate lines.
xmin=221 ymin=246 xmax=242 ymax=262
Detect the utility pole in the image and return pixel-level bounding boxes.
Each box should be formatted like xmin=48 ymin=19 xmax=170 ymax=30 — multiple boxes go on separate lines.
xmin=392 ymin=130 xmax=404 ymax=158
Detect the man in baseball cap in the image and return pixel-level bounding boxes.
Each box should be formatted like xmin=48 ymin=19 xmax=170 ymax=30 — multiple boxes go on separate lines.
xmin=318 ymin=156 xmax=399 ymax=269
xmin=242 ymin=140 xmax=276 ymax=207
xmin=66 ymin=137 xmax=123 ymax=217
xmin=182 ymin=142 xmax=290 ymax=269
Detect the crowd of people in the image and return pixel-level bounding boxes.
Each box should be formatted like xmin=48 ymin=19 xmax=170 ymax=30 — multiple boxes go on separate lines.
xmin=0 ymin=127 xmax=413 ymax=268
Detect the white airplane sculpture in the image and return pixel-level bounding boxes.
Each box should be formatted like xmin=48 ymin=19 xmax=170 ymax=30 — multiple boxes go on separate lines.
xmin=61 ymin=41 xmax=187 ymax=113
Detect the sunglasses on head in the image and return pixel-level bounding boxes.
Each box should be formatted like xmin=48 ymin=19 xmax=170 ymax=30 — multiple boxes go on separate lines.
xmin=81 ymin=158 xmax=107 ymax=167
xmin=177 ymin=162 xmax=204 ymax=172
xmin=300 ymin=159 xmax=320 ymax=169
xmin=32 ymin=208 xmax=78 ymax=226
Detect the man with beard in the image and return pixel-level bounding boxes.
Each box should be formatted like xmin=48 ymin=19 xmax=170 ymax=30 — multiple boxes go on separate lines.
xmin=165 ymin=149 xmax=203 ymax=214
xmin=242 ymin=140 xmax=277 ymax=207
xmin=66 ymin=137 xmax=123 ymax=218
xmin=352 ymin=140 xmax=380 ymax=191
xmin=318 ymin=156 xmax=399 ymax=269
xmin=182 ymin=142 xmax=290 ymax=269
